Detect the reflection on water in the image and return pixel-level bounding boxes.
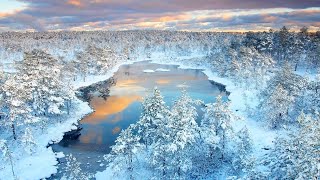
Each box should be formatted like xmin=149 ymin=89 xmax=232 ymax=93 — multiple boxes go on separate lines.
xmin=156 ymin=79 xmax=171 ymax=84
xmin=112 ymin=126 xmax=121 ymax=135
xmin=82 ymin=95 xmax=142 ymax=124
xmin=52 ymin=61 xmax=227 ymax=174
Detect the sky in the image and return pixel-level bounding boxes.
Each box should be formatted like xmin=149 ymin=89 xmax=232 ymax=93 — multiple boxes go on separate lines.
xmin=0 ymin=0 xmax=319 ymax=32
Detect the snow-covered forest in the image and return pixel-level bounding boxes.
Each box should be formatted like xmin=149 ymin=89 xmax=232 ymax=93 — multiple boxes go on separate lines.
xmin=0 ymin=27 xmax=319 ymax=179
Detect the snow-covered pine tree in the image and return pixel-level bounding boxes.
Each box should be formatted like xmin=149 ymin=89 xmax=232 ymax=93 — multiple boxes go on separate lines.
xmin=253 ymin=52 xmax=275 ymax=88
xmin=1 ymin=74 xmax=35 ymax=140
xmin=202 ymin=95 xmax=236 ymax=162
xmin=21 ymin=127 xmax=36 ymax=154
xmin=62 ymin=154 xmax=92 ymax=180
xmin=243 ymin=31 xmax=259 ymax=48
xmin=0 ymin=139 xmax=15 ymax=179
xmin=0 ymin=62 xmax=5 ymax=84
xmin=261 ymin=84 xmax=294 ymax=129
xmin=171 ymin=89 xmax=199 ymax=147
xmin=230 ymin=59 xmax=241 ymax=82
xmin=16 ymin=50 xmax=67 ymax=117
xmin=105 ymin=125 xmax=141 ymax=179
xmin=167 ymin=89 xmax=200 ymax=178
xmin=267 ymin=111 xmax=320 ymax=179
xmin=257 ymin=31 xmax=274 ymax=55
xmin=200 ymin=100 xmax=220 ymax=163
xmin=136 ymin=87 xmax=169 ymax=148
xmin=278 ymin=26 xmax=291 ymax=62
xmin=306 ymin=31 xmax=320 ymax=68
xmin=86 ymin=45 xmax=121 ymax=74
xmin=75 ymin=51 xmax=90 ymax=82
xmin=261 ymin=62 xmax=307 ymax=114
xmin=232 ymin=126 xmax=253 ymax=175
xmin=150 ymin=122 xmax=178 ymax=179
xmin=238 ymin=46 xmax=254 ymax=87
xmin=210 ymin=52 xmax=227 ymax=76
xmin=61 ymin=58 xmax=77 ymax=82
xmin=295 ymin=27 xmax=311 ymax=70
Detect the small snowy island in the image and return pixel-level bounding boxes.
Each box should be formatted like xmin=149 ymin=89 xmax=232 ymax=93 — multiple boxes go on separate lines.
xmin=143 ymin=69 xmax=155 ymax=73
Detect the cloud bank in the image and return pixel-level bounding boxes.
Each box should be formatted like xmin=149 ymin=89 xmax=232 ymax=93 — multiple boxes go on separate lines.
xmin=0 ymin=0 xmax=319 ymax=31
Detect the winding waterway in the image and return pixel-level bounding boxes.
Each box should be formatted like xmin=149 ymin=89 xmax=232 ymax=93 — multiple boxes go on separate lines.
xmin=51 ymin=61 xmax=228 ymax=176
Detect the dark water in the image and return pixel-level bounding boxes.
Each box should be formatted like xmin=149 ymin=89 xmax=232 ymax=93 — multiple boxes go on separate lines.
xmin=51 ymin=61 xmax=227 ymax=177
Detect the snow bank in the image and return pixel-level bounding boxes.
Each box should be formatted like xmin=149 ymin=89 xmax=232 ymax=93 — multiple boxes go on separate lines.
xmin=73 ymin=60 xmax=136 ymax=89
xmin=0 ymin=98 xmax=92 ymax=180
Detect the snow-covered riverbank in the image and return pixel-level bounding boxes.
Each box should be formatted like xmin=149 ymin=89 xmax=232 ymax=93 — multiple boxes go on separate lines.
xmin=0 ymin=59 xmax=138 ymax=179
xmin=0 ymin=98 xmax=91 ymax=179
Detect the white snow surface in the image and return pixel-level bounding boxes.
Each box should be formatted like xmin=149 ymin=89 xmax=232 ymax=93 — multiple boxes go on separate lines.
xmin=73 ymin=60 xmax=136 ymax=89
xmin=155 ymin=68 xmax=170 ymax=72
xmin=143 ymin=69 xmax=155 ymax=73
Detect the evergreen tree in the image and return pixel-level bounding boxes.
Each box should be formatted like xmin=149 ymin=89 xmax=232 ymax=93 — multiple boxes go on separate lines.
xmin=212 ymin=95 xmax=235 ymax=161
xmin=2 ymin=75 xmax=35 ymax=140
xmin=21 ymin=127 xmax=36 ymax=154
xmin=75 ymin=51 xmax=90 ymax=82
xmin=16 ymin=50 xmax=68 ymax=117
xmin=136 ymin=87 xmax=169 ymax=148
xmin=170 ymin=89 xmax=199 ymax=150
xmin=257 ymin=31 xmax=274 ymax=55
xmin=261 ymin=84 xmax=294 ymax=129
xmin=105 ymin=126 xmax=141 ymax=179
xmin=279 ymin=26 xmax=291 ymax=61
xmin=167 ymin=89 xmax=200 ymax=178
xmin=202 ymin=95 xmax=236 ymax=162
xmin=264 ymin=62 xmax=307 ymax=98
xmin=63 ymin=154 xmax=92 ymax=180
xmin=0 ymin=140 xmax=15 ymax=179
xmin=149 ymin=119 xmax=174 ymax=179
xmin=268 ymin=112 xmax=320 ymax=179
xmin=0 ymin=62 xmax=4 ymax=84
xmin=232 ymin=126 xmax=253 ymax=174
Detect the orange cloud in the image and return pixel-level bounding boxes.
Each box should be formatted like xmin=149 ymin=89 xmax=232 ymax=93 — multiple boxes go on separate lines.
xmin=0 ymin=12 xmax=10 ymax=18
xmin=156 ymin=14 xmax=192 ymax=22
xmin=67 ymin=0 xmax=83 ymax=7
xmin=0 ymin=9 xmax=23 ymax=18
xmin=263 ymin=15 xmax=277 ymax=22
xmin=222 ymin=14 xmax=233 ymax=21
xmin=290 ymin=9 xmax=320 ymax=16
